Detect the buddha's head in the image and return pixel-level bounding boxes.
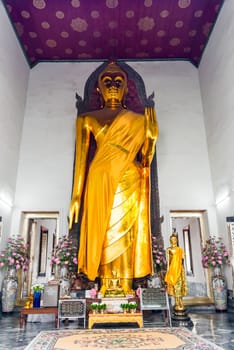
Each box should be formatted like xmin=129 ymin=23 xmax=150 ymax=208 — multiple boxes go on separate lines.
xmin=97 ymin=61 xmax=128 ymax=108
xmin=170 ymin=232 xmax=178 ymax=247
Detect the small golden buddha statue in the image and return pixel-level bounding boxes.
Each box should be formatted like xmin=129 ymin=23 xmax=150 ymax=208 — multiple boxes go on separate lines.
xmin=165 ymin=233 xmax=188 ymax=313
xmin=24 ymin=293 xmax=33 ymax=308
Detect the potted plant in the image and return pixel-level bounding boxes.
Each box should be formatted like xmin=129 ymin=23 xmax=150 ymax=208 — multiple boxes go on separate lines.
xmin=31 ymin=283 xmax=44 ymax=308
xmin=201 ymin=235 xmax=230 ymax=311
xmin=0 ymin=235 xmax=29 ymax=272
xmin=128 ymin=301 xmax=137 ymax=313
xmin=97 ymin=302 xmax=106 ymax=313
xmin=201 ymin=236 xmax=230 ymax=270
xmin=120 ymin=302 xmax=129 ymax=313
xmin=90 ymin=302 xmax=99 ymax=313
xmin=0 ymin=235 xmax=29 ymax=312
xmin=50 ymin=235 xmax=78 ymax=297
xmin=50 ymin=235 xmax=78 ymax=273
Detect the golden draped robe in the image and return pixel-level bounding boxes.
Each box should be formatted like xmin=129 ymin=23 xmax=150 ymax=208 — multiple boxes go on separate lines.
xmin=78 ymin=110 xmax=154 ymax=281
xmin=164 ymin=246 xmax=188 ymax=297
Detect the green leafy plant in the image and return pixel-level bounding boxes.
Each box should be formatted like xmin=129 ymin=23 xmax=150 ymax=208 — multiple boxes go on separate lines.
xmin=90 ymin=302 xmax=99 ymax=310
xmin=120 ymin=303 xmax=129 ymax=310
xmin=128 ymin=301 xmax=137 ymax=309
xmin=201 ymin=236 xmax=230 ymax=269
xmin=97 ymin=303 xmax=106 ymax=310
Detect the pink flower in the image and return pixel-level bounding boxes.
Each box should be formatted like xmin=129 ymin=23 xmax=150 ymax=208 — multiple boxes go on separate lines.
xmin=201 ymin=235 xmax=230 ymax=269
xmin=50 ymin=235 xmax=78 ymax=270
xmin=0 ymin=235 xmax=29 ymax=271
xmin=90 ymin=288 xmax=97 ymax=297
xmin=8 ymin=258 xmax=15 ymax=265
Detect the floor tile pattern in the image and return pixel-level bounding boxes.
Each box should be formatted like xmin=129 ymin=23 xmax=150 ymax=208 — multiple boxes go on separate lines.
xmin=0 ymin=310 xmax=233 ymax=350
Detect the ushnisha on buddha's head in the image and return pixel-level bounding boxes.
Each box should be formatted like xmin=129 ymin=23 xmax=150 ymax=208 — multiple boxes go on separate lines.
xmin=97 ymin=61 xmax=128 ymax=108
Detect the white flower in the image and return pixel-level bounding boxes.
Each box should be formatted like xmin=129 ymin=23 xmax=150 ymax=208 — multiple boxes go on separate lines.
xmin=31 ymin=283 xmax=44 ymax=292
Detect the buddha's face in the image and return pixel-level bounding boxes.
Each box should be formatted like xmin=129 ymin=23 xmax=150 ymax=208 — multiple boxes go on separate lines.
xmin=170 ymin=236 xmax=178 ymax=247
xmin=98 ymin=65 xmax=128 ymax=107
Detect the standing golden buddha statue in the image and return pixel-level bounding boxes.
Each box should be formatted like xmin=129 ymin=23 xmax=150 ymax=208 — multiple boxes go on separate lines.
xmin=69 ymin=61 xmax=158 ymax=295
xmin=165 ymin=233 xmax=188 ymax=312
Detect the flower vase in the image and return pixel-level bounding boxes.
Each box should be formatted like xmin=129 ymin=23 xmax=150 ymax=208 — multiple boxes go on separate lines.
xmin=1 ymin=268 xmax=18 ymax=312
xmin=33 ymin=291 xmax=41 ymax=308
xmin=59 ymin=266 xmax=71 ymax=298
xmin=152 ymin=272 xmax=162 ymax=288
xmin=212 ymin=267 xmax=227 ymax=311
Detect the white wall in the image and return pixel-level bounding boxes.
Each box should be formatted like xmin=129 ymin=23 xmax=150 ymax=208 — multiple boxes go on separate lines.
xmin=11 ymin=62 xmax=101 ymax=236
xmin=0 ymin=3 xmax=29 ymax=242
xmin=199 ymin=0 xmax=234 ymax=286
xmin=0 ymin=3 xmax=29 ymax=286
xmin=130 ymin=61 xmax=217 ymax=244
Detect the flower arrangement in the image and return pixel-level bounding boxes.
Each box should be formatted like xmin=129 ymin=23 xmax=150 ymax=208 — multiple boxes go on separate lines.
xmin=201 ymin=236 xmax=231 ymax=269
xmin=50 ymin=235 xmax=78 ymax=271
xmin=151 ymin=236 xmax=167 ymax=272
xmin=0 ymin=235 xmax=29 ymax=271
xmin=31 ymin=283 xmax=44 ymax=293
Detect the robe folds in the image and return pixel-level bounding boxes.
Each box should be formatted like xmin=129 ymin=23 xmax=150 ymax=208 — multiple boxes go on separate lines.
xmin=164 ymin=246 xmax=188 ymax=297
xmin=78 ymin=110 xmax=153 ymax=281
xmin=165 ymin=247 xmax=184 ymax=286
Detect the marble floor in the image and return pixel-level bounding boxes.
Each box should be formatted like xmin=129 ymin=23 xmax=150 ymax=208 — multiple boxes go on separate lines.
xmin=0 ymin=309 xmax=234 ymax=350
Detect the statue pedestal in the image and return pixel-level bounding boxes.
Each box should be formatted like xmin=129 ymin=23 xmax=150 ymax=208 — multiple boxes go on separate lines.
xmin=171 ymin=308 xmax=193 ymax=328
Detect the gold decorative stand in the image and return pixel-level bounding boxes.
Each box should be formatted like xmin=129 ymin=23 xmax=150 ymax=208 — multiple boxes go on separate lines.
xmin=171 ymin=308 xmax=193 ymax=328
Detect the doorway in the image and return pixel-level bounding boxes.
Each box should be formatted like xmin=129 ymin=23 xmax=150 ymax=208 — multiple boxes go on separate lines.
xmin=20 ymin=211 xmax=59 ymax=298
xmin=170 ymin=210 xmax=213 ymax=305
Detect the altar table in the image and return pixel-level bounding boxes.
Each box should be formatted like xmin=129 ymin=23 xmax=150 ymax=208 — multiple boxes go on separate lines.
xmin=20 ymin=307 xmax=58 ymax=328
xmin=88 ymin=312 xmax=143 ymax=329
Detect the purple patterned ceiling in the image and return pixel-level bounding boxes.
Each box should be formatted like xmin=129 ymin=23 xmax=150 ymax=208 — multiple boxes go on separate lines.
xmin=3 ymin=0 xmax=224 ymax=68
